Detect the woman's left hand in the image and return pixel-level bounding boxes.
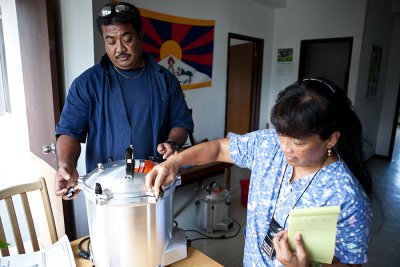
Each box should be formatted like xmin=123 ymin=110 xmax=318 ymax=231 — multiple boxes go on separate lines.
xmin=273 ymin=230 xmax=309 ymax=267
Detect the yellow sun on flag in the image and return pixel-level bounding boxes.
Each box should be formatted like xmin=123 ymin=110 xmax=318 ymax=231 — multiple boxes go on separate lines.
xmin=160 ymin=40 xmax=182 ymax=60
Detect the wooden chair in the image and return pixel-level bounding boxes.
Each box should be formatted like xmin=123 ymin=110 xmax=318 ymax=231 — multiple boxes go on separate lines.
xmin=0 ymin=177 xmax=58 ymax=256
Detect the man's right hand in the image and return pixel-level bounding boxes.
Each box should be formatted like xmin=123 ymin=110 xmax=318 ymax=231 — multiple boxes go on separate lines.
xmin=55 ymin=165 xmax=80 ymax=200
xmin=54 ymin=135 xmax=82 ymax=200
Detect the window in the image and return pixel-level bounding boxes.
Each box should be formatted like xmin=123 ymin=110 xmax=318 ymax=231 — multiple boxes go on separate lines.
xmin=0 ymin=9 xmax=10 ymax=115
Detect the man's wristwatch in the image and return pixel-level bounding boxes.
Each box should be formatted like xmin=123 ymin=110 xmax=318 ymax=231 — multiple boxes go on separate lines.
xmin=165 ymin=140 xmax=180 ymax=151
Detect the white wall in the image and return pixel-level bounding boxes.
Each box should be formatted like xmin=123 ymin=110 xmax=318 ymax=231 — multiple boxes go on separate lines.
xmin=57 ymin=0 xmax=400 ymax=238
xmin=0 ymin=0 xmax=29 ymax=186
xmin=376 ymin=17 xmax=400 ymax=155
xmin=59 ymin=0 xmax=94 ymax=237
xmin=270 ymin=0 xmax=399 ymax=158
xmin=60 ymin=0 xmax=94 ymax=99
xmin=92 ymin=0 xmax=275 ymax=142
xmin=65 ymin=0 xmax=275 ymax=237
xmin=269 ymin=0 xmax=367 ymax=127
xmin=65 ymin=0 xmax=398 ymax=165
xmin=356 ymin=0 xmax=398 ymax=156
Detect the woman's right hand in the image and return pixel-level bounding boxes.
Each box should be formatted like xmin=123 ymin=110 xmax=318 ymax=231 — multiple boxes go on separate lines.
xmin=145 ymin=156 xmax=181 ymax=197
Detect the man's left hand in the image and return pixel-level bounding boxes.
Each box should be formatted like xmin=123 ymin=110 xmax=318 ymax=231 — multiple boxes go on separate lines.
xmin=157 ymin=141 xmax=179 ymax=159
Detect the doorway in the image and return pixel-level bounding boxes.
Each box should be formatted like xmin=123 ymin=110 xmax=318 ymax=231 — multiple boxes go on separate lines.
xmin=298 ymin=37 xmax=353 ymax=92
xmin=387 ymin=82 xmax=400 ymax=160
xmin=225 ymin=33 xmax=263 ymax=136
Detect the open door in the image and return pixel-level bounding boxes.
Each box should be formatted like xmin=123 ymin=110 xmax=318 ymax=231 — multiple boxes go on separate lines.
xmin=225 ymin=33 xmax=263 ymax=136
xmin=16 ymin=0 xmax=76 ymax=240
xmin=16 ymin=0 xmax=60 ymax=168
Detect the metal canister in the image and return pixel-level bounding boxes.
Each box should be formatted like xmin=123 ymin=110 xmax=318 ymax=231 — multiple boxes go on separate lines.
xmin=79 ymin=158 xmax=180 ymax=267
xmin=195 ymin=181 xmax=232 ymax=234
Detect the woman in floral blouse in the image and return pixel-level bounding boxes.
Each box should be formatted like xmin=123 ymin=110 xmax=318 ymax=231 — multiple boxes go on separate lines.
xmin=146 ymin=77 xmax=372 ymax=267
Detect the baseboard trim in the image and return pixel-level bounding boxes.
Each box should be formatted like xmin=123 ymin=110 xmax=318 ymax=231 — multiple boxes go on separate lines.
xmin=370 ymin=154 xmax=391 ymax=161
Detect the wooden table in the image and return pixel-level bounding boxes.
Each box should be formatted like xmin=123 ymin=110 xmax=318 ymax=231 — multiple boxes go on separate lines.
xmin=71 ymin=237 xmax=223 ymax=267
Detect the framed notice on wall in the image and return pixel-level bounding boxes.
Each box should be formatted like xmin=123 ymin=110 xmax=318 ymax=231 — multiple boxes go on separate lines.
xmin=366 ymin=45 xmax=382 ymax=100
xmin=277 ymin=48 xmax=293 ymax=76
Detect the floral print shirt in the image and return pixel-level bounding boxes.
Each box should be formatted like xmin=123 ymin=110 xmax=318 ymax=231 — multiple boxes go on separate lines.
xmin=229 ymin=129 xmax=372 ymax=267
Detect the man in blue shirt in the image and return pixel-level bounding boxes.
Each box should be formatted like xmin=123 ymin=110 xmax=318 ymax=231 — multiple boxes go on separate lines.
xmin=55 ymin=2 xmax=194 ymax=200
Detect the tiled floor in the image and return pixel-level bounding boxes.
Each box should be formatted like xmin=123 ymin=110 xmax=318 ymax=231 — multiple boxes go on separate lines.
xmin=174 ymin=166 xmax=249 ymax=267
xmin=173 ymin=125 xmax=400 ymax=267
xmin=364 ymin=126 xmax=400 ymax=267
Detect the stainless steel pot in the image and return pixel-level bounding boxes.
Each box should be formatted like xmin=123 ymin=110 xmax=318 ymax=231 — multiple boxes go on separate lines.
xmin=195 ymin=181 xmax=232 ymax=234
xmin=79 ymin=156 xmax=181 ymax=267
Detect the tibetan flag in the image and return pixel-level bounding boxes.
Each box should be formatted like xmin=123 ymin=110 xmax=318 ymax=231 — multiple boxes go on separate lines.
xmin=140 ymin=8 xmax=215 ymax=90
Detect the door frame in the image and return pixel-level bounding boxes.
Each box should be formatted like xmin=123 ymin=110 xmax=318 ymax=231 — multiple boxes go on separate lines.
xmin=387 ymin=82 xmax=400 ymax=160
xmin=15 ymin=0 xmax=76 ymax=240
xmin=298 ymin=37 xmax=353 ymax=92
xmin=225 ymin=33 xmax=263 ymax=136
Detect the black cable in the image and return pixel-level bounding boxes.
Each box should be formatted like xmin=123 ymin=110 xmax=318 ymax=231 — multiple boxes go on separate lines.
xmin=77 ymin=236 xmax=91 ymax=260
xmin=87 ymin=238 xmax=91 ymax=257
xmin=185 ymin=218 xmax=242 ymax=245
xmin=76 ymin=219 xmax=242 ymax=258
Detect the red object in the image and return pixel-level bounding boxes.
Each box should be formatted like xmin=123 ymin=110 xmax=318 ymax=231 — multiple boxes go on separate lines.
xmin=240 ymin=179 xmax=250 ymax=207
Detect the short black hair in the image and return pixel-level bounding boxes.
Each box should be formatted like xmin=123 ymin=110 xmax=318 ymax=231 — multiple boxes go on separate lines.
xmin=96 ymin=1 xmax=142 ymax=35
xmin=271 ymin=77 xmax=372 ymax=195
xmin=271 ymin=78 xmax=342 ymax=140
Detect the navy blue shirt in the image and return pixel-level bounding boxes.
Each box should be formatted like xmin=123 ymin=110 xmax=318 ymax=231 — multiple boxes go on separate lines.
xmin=56 ymin=53 xmax=194 ymax=173
xmin=114 ymin=64 xmax=153 ymax=159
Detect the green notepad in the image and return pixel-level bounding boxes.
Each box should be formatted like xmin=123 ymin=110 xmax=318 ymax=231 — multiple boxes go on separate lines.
xmin=288 ymin=206 xmax=340 ymax=264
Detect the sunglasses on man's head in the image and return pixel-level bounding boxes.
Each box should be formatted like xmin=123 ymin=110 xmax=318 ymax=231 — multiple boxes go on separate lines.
xmin=99 ymin=4 xmax=135 ymax=17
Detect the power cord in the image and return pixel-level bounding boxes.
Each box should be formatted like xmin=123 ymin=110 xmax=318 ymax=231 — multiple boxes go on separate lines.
xmin=184 ymin=218 xmax=242 ymax=246
xmin=76 ymin=219 xmax=242 ymax=259
xmin=77 ymin=236 xmax=91 ymax=260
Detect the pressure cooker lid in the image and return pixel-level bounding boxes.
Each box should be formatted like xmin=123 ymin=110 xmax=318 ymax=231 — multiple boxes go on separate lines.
xmin=82 ymin=160 xmax=154 ymax=195
xmin=81 ymin=159 xmax=180 ymax=205
xmin=197 ymin=181 xmax=231 ymax=203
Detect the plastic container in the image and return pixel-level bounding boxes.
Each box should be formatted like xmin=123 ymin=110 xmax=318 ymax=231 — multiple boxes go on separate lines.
xmin=240 ymin=179 xmax=250 ymax=206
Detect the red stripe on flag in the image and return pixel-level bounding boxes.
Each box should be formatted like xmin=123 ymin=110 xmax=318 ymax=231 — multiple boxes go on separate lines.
xmin=172 ymin=24 xmax=192 ymax=43
xmin=182 ymin=29 xmax=214 ymax=51
xmin=142 ymin=17 xmax=163 ymax=46
xmin=142 ymin=43 xmax=161 ymax=58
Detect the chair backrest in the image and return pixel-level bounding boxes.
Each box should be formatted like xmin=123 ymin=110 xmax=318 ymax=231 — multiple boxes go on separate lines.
xmin=0 ymin=177 xmax=58 ymax=256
